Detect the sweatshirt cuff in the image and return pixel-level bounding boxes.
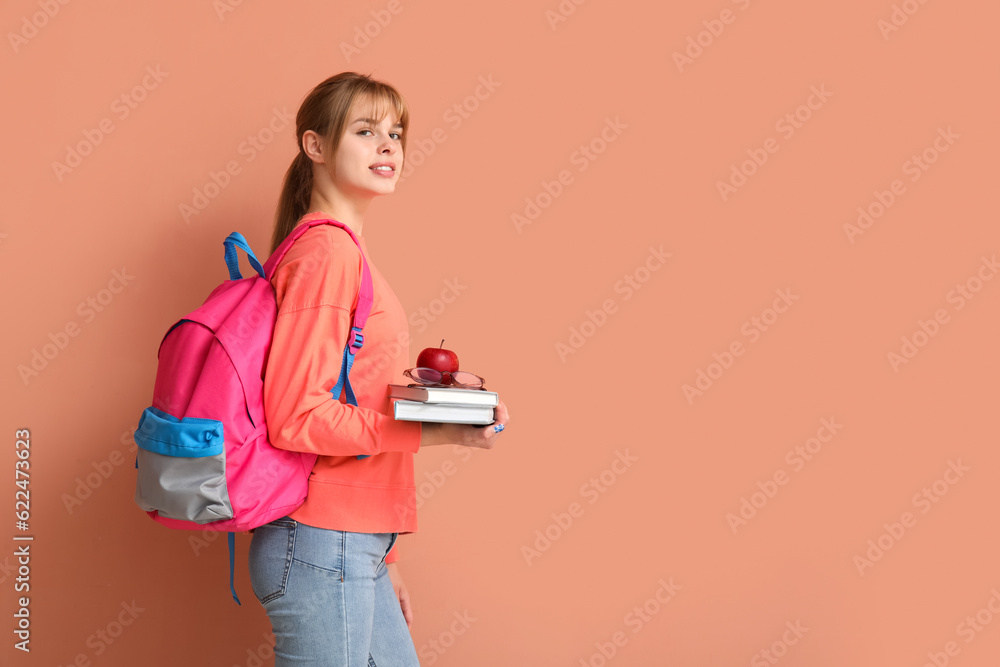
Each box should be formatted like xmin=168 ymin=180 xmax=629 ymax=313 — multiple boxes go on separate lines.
xmin=385 ymin=542 xmax=399 ymax=564
xmin=378 ymin=410 xmax=421 ymax=453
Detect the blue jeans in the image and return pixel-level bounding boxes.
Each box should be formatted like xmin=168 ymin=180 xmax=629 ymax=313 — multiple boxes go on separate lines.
xmin=248 ymin=516 xmax=420 ymax=666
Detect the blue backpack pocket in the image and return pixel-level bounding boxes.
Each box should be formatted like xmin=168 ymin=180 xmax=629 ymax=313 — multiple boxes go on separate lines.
xmin=134 ymin=407 xmax=234 ymax=523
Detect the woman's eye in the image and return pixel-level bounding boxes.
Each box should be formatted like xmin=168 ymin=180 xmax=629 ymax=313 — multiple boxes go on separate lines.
xmin=358 ymin=129 xmax=402 ymax=140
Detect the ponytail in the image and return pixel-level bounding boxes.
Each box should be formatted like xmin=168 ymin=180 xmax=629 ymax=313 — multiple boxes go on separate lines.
xmin=270 ymin=151 xmax=313 ymax=254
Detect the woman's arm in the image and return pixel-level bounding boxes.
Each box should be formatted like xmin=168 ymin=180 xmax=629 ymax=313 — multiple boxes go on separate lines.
xmin=386 ymin=562 xmax=413 ymax=628
xmin=264 ymin=300 xmax=421 ymax=457
xmin=264 ymin=231 xmax=421 ymax=457
xmin=419 ymin=401 xmax=510 ymax=450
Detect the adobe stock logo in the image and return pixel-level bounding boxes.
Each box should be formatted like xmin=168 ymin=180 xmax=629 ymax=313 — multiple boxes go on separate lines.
xmin=398 ymin=75 xmax=501 ymax=182
xmin=578 ymin=577 xmax=683 ymax=667
xmin=750 ymin=620 xmax=809 ymax=667
xmin=340 ymin=0 xmax=408 ymax=62
xmin=726 ymin=417 xmax=843 ymax=534
xmin=8 ymin=0 xmax=72 ymax=54
xmin=887 ymin=254 xmax=996 ymax=372
xmin=511 ymin=117 xmax=627 ymax=234
xmin=683 ymin=288 xmax=799 ymax=404
xmin=408 ymin=278 xmax=468 ymax=335
xmin=521 ymin=450 xmax=638 ymax=566
xmin=843 ymin=126 xmax=959 ymax=244
xmin=921 ymin=587 xmax=1000 ymax=667
xmin=62 ymin=424 xmax=138 ymax=514
xmin=545 ymin=0 xmax=587 ymax=30
xmin=416 ymin=610 xmax=477 ymax=665
xmin=214 ymin=0 xmax=249 ymax=21
xmin=877 ymin=0 xmax=932 ymax=40
xmin=233 ymin=632 xmax=276 ymax=667
xmin=51 ymin=65 xmax=169 ymax=183
xmin=555 ymin=245 xmax=670 ymax=362
xmin=715 ymin=85 xmax=832 ymax=202
xmin=852 ymin=459 xmax=970 ymax=576
xmin=179 ymin=107 xmax=294 ymax=224
xmin=671 ymin=0 xmax=755 ymax=73
xmin=17 ymin=267 xmax=135 ymax=386
xmin=55 ymin=600 xmax=145 ymax=666
xmin=391 ymin=446 xmax=476 ymax=526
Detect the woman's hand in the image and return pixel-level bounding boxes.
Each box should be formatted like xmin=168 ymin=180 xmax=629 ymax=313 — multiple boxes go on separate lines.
xmin=424 ymin=400 xmax=510 ymax=449
xmin=386 ymin=562 xmax=414 ymax=628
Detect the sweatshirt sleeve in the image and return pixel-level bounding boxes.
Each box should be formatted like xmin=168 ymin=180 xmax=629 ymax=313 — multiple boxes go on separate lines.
xmin=385 ymin=542 xmax=399 ymax=564
xmin=263 ymin=230 xmax=421 ymax=457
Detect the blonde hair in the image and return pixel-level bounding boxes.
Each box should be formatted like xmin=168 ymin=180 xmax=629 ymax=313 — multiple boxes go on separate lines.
xmin=270 ymin=72 xmax=409 ymax=253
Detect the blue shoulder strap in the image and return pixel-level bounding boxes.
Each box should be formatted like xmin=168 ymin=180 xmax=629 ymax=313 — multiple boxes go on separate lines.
xmin=228 ymin=532 xmax=240 ymax=605
xmin=260 ymin=220 xmax=375 ymax=461
xmin=331 ymin=326 xmax=371 ymax=459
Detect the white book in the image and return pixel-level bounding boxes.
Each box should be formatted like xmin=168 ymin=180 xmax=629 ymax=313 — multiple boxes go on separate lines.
xmin=392 ymin=399 xmax=495 ymax=425
xmin=388 ymin=384 xmax=498 ymax=407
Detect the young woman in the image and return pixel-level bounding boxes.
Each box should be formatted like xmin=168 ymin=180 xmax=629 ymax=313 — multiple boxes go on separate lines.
xmin=248 ymin=72 xmax=510 ymax=666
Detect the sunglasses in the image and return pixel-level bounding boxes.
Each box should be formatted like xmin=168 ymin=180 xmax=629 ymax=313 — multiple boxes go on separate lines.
xmin=403 ymin=367 xmax=486 ymax=389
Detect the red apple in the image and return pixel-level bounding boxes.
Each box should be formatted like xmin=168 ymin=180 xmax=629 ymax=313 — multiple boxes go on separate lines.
xmin=416 ymin=339 xmax=459 ymax=385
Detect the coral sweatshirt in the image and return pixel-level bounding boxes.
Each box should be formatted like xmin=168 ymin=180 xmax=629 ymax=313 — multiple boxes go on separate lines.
xmin=263 ymin=212 xmax=423 ymax=563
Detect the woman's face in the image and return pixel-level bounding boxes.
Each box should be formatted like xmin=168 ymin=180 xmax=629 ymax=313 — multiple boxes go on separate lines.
xmin=331 ymin=100 xmax=403 ymax=198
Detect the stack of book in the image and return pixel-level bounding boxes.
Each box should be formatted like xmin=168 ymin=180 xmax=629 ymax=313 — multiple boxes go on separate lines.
xmin=389 ymin=384 xmax=499 ymax=425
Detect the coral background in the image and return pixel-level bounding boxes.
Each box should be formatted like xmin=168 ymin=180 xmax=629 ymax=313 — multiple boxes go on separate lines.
xmin=2 ymin=0 xmax=998 ymax=665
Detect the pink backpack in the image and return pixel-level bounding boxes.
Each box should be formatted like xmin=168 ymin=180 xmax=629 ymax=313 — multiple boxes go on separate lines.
xmin=133 ymin=218 xmax=373 ymax=603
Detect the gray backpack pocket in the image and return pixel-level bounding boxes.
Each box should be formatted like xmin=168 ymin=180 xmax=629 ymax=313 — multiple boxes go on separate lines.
xmin=134 ymin=407 xmax=234 ymax=523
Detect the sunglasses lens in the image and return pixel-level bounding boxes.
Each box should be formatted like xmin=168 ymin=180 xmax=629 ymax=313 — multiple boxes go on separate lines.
xmin=410 ymin=367 xmax=443 ymax=383
xmin=451 ymin=372 xmax=483 ymax=388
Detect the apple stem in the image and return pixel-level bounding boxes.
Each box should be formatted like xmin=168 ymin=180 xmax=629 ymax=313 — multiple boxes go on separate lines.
xmin=440 ymin=339 xmax=445 ymax=348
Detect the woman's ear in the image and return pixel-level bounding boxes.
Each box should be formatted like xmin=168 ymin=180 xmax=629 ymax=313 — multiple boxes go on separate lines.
xmin=302 ymin=130 xmax=325 ymax=164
